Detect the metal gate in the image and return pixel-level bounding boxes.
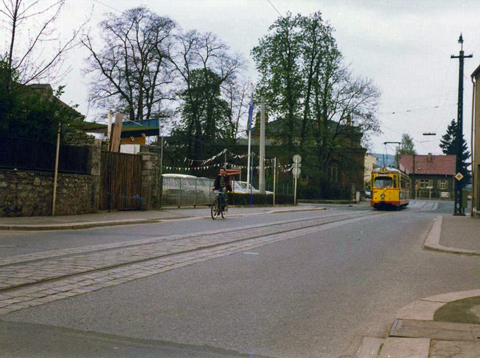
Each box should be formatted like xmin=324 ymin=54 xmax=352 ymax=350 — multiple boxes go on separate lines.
xmin=100 ymin=152 xmax=142 ymax=211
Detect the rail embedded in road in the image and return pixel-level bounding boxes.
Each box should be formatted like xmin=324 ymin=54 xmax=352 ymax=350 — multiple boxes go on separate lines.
xmin=0 ymin=210 xmax=383 ymax=316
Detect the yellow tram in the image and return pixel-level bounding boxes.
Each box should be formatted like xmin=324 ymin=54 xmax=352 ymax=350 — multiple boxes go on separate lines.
xmin=371 ymin=167 xmax=410 ymax=209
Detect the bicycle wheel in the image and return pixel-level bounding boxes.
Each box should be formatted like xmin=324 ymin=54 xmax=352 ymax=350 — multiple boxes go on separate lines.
xmin=211 ymin=200 xmax=219 ymax=220
xmin=221 ymin=204 xmax=228 ymax=219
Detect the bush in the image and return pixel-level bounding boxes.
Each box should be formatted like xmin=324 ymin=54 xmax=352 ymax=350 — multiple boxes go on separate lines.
xmin=228 ymin=193 xmax=294 ymax=206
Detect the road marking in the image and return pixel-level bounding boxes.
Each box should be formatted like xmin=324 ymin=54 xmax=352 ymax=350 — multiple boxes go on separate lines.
xmin=0 ymin=212 xmax=371 ymax=267
xmin=0 ymin=213 xmax=382 ymax=316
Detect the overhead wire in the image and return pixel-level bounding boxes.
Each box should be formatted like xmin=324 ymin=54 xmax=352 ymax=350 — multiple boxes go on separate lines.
xmin=424 ymin=59 xmax=454 ymax=133
xmin=379 ymin=103 xmax=456 ymax=116
xmin=265 ymin=0 xmax=283 ymax=17
xmin=91 ymin=0 xmax=123 ymax=13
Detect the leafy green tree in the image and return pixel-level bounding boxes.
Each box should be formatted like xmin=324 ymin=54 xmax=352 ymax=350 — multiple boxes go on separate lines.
xmin=440 ymin=119 xmax=471 ymax=185
xmin=252 ymin=11 xmax=380 ymax=197
xmin=397 ymin=133 xmax=416 ymax=155
xmin=0 ymin=77 xmax=84 ymax=142
xmin=252 ymin=13 xmax=303 ymax=155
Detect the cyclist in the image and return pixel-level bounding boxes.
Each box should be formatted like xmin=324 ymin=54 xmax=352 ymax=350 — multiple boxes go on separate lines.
xmin=211 ymin=167 xmax=232 ymax=211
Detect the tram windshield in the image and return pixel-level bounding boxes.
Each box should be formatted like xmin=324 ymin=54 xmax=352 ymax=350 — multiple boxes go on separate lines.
xmin=374 ymin=177 xmax=392 ymax=188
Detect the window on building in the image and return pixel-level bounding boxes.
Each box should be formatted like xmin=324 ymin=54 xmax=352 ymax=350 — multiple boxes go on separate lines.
xmin=419 ymin=179 xmax=433 ymax=189
xmin=329 ymin=166 xmax=339 ymax=183
xmin=438 ymin=180 xmax=448 ymax=190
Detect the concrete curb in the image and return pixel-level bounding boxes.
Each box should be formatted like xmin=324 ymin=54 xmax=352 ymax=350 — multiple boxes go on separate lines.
xmin=394 ymin=289 xmax=480 ymax=322
xmin=267 ymin=207 xmax=327 ymax=214
xmin=0 ymin=218 xmax=164 ymax=231
xmin=0 ymin=207 xmax=328 ymax=231
xmin=423 ymin=215 xmax=480 ymax=256
xmin=373 ymin=216 xmax=480 ymax=357
xmin=382 ymin=289 xmax=480 ymax=357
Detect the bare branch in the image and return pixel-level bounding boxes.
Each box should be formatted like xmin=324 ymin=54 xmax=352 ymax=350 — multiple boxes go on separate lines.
xmin=1 ymin=0 xmax=89 ymax=91
xmin=83 ymin=7 xmax=176 ymax=120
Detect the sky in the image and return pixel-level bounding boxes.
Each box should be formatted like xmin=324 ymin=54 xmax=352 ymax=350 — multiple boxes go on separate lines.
xmin=6 ymin=0 xmax=480 ymax=156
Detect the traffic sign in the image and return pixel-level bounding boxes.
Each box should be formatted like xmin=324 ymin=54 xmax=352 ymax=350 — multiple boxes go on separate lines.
xmin=292 ymin=167 xmax=301 ymax=177
xmin=293 ymin=154 xmax=302 ymax=164
xmin=455 ymin=172 xmax=464 ymax=181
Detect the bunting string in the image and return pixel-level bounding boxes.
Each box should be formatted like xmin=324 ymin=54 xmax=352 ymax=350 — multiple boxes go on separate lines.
xmin=157 ymin=145 xmax=293 ymax=173
xmin=162 ymin=163 xmax=294 ymax=172
xmin=161 ymin=148 xmax=259 ymax=166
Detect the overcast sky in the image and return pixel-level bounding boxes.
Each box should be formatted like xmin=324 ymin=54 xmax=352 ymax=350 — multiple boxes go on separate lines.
xmin=23 ymin=0 xmax=480 ymax=155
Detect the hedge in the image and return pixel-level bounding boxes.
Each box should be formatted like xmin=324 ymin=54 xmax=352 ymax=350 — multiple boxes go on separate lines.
xmin=227 ymin=193 xmax=294 ymax=206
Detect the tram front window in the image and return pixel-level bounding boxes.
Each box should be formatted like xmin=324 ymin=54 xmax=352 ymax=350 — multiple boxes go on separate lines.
xmin=374 ymin=177 xmax=392 ymax=188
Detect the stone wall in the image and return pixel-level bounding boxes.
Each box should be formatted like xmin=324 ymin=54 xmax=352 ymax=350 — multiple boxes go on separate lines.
xmin=0 ymin=141 xmax=101 ymax=217
xmin=140 ymin=146 xmax=161 ymax=210
xmin=0 ymin=140 xmax=165 ymax=217
xmin=0 ymin=171 xmax=97 ymax=216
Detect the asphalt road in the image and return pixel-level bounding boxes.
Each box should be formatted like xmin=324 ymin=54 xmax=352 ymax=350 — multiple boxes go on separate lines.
xmin=2 ymin=200 xmax=480 ymax=357
xmin=0 ymin=206 xmax=336 ymax=257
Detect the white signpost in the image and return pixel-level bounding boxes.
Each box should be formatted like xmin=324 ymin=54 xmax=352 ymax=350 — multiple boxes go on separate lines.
xmin=292 ymin=155 xmax=302 ymax=205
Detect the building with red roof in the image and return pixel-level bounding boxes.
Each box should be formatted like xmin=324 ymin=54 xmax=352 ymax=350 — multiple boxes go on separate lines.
xmin=398 ymin=154 xmax=456 ymax=199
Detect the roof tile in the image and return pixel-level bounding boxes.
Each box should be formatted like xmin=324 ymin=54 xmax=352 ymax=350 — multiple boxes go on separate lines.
xmin=398 ymin=154 xmax=456 ymax=175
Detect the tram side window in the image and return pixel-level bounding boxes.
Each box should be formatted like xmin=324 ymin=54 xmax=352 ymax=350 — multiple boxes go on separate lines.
xmin=374 ymin=177 xmax=392 ymax=188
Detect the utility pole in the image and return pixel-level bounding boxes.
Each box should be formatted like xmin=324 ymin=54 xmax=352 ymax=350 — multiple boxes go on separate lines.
xmin=451 ymin=34 xmax=472 ymax=216
xmin=52 ymin=122 xmax=62 ymax=216
xmin=259 ymin=95 xmax=266 ymax=194
xmin=412 ymin=153 xmax=416 ymax=199
xmin=158 ymin=119 xmax=164 ymax=208
xmin=273 ymin=157 xmax=277 ymax=206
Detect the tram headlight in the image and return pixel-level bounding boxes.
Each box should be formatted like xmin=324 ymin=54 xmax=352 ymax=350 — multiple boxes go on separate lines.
xmin=381 ymin=193 xmax=385 ymax=200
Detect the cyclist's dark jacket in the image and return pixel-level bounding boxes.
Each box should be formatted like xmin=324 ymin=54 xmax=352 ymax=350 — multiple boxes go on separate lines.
xmin=213 ymin=174 xmax=232 ymax=191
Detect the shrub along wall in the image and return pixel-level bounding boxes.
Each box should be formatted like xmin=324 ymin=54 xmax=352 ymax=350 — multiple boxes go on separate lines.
xmin=228 ymin=193 xmax=294 ymax=206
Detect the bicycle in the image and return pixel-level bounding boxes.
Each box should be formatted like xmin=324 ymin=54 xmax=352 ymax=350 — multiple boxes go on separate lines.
xmin=211 ymin=190 xmax=228 ymax=220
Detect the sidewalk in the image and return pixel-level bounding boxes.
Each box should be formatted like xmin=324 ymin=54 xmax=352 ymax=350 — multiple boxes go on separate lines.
xmin=0 ymin=205 xmax=327 ymax=231
xmin=350 ymin=214 xmax=480 ymax=358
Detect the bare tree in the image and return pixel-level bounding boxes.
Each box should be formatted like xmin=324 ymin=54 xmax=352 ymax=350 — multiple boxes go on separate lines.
xmin=171 ymin=30 xmax=245 ymax=159
xmin=82 ymin=7 xmax=176 ymax=121
xmin=221 ymin=77 xmax=250 ymax=149
xmin=313 ymin=65 xmax=381 ymax=166
xmin=0 ymin=0 xmax=86 ymax=92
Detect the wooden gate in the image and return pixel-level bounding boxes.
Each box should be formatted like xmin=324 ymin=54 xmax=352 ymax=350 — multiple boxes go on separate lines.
xmin=100 ymin=152 xmax=142 ymax=211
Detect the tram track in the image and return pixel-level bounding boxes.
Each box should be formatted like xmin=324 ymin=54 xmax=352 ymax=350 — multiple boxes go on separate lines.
xmin=0 ymin=211 xmax=370 ymax=268
xmin=0 ymin=211 xmax=382 ymax=292
xmin=0 ymin=210 xmax=384 ymax=316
